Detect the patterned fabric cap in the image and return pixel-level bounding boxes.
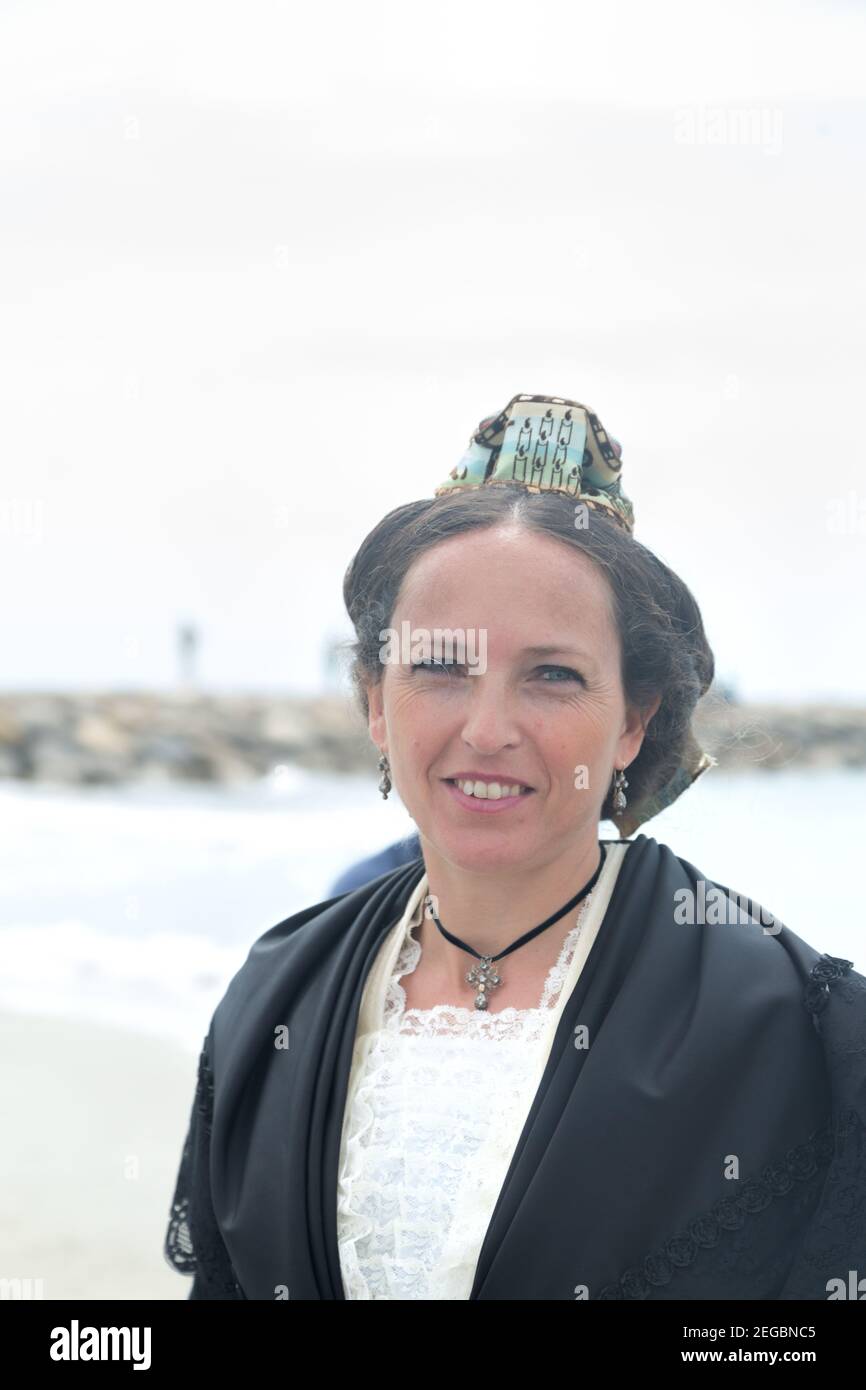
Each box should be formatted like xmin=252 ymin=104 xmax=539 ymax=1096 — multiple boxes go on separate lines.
xmin=434 ymin=392 xmax=634 ymax=534
xmin=432 ymin=391 xmax=717 ymax=834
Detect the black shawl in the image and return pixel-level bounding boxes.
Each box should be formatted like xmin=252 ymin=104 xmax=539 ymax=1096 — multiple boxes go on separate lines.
xmin=164 ymin=832 xmax=866 ymax=1300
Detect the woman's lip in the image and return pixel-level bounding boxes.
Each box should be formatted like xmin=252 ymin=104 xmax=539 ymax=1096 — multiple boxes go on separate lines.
xmin=443 ymin=776 xmax=534 ymax=790
xmin=442 ymin=779 xmax=535 ymax=813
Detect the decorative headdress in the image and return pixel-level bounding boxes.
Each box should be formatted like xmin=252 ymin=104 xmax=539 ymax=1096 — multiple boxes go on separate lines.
xmin=435 ymin=392 xmax=634 ymax=534
xmin=432 ymin=392 xmax=716 ymax=835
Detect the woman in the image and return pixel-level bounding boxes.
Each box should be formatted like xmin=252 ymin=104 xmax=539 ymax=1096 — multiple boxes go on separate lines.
xmin=164 ymin=392 xmax=866 ymax=1300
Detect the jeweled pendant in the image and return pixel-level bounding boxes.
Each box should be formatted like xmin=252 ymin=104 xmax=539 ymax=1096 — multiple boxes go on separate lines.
xmin=467 ymin=954 xmax=502 ymax=1010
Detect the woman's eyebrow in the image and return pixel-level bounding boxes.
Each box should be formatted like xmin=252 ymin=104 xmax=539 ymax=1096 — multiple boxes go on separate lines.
xmin=521 ymin=644 xmax=593 ymax=660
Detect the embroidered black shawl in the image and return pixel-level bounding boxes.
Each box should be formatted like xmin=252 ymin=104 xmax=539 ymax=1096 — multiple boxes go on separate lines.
xmin=164 ymin=833 xmax=866 ymax=1300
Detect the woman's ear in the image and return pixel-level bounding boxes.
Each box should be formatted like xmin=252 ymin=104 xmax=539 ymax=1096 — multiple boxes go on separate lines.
xmin=617 ymin=694 xmax=662 ymax=767
xmin=366 ymin=679 xmax=386 ymax=752
xmin=641 ymin=693 xmax=662 ymax=728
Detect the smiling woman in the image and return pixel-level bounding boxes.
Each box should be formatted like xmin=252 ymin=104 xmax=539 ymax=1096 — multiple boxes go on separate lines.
xmin=362 ymin=523 xmax=665 ymax=920
xmin=165 ymin=392 xmax=866 ymax=1301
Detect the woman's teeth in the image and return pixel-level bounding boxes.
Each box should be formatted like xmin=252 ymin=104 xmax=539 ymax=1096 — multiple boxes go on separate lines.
xmin=453 ymin=779 xmax=529 ymax=800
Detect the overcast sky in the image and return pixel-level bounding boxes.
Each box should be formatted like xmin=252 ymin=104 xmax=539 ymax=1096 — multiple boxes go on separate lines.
xmin=2 ymin=0 xmax=864 ymax=703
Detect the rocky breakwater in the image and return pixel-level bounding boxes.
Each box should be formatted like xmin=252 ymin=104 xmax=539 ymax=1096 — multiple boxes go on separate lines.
xmin=0 ymin=692 xmax=375 ymax=786
xmin=0 ymin=691 xmax=864 ymax=787
xmin=692 ymin=697 xmax=866 ymax=771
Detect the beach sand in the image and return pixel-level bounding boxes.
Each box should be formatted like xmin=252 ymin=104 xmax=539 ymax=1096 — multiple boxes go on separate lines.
xmin=0 ymin=1009 xmax=200 ymax=1300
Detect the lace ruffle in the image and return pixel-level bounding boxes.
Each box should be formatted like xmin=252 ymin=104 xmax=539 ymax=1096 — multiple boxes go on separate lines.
xmin=383 ymin=892 xmax=594 ymax=1040
xmin=337 ymin=1029 xmax=563 ymax=1298
xmin=337 ymin=890 xmax=597 ymax=1297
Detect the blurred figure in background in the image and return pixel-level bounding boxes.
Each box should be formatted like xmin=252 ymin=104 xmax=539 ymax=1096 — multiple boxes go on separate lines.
xmin=329 ymin=832 xmax=422 ymax=894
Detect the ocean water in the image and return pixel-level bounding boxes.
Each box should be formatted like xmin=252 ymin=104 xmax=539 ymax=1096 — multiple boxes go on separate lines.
xmin=0 ymin=767 xmax=862 ymax=1055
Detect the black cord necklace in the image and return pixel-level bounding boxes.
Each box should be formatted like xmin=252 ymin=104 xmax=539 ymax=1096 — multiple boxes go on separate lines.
xmin=424 ymin=842 xmax=608 ymax=1011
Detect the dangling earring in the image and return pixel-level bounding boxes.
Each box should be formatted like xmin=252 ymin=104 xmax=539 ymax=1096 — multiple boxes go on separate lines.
xmin=378 ymin=752 xmax=392 ymax=800
xmin=612 ymin=766 xmax=628 ymax=813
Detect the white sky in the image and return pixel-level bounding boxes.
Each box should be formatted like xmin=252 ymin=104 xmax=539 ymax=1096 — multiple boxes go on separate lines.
xmin=2 ymin=0 xmax=864 ymax=702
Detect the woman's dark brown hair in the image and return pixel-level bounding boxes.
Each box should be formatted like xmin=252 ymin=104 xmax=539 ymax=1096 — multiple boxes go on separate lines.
xmin=342 ymin=485 xmax=715 ymax=823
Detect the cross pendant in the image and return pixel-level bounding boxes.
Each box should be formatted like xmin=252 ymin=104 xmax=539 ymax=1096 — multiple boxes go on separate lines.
xmin=466 ymin=955 xmax=502 ymax=1011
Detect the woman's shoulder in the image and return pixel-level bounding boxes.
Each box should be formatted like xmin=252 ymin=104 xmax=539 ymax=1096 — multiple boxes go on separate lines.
xmin=209 ymin=859 xmax=427 ymax=1053
xmin=622 ymin=833 xmax=864 ymax=1012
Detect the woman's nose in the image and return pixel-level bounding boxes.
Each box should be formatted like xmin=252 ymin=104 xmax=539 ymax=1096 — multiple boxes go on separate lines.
xmin=458 ymin=675 xmax=521 ymax=752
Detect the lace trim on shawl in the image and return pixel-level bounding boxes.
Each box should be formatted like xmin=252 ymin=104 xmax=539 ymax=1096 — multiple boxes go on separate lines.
xmin=164 ymin=1040 xmax=245 ymax=1299
xmin=595 ymin=954 xmax=862 ymax=1300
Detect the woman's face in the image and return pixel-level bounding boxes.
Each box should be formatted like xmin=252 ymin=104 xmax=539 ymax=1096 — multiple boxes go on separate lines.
xmin=366 ymin=524 xmax=660 ymax=875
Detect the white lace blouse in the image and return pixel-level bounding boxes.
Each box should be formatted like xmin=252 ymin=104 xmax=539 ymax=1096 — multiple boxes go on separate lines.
xmin=336 ymin=841 xmax=629 ymax=1300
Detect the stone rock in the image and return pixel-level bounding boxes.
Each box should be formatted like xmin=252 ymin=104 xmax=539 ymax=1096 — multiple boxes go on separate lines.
xmin=76 ymin=714 xmax=133 ymax=757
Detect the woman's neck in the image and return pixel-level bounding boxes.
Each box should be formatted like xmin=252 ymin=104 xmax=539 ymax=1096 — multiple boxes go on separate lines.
xmin=417 ymin=836 xmax=604 ymax=995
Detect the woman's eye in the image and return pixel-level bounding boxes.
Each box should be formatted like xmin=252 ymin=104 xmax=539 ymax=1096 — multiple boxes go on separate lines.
xmin=410 ymin=660 xmax=462 ymax=675
xmin=537 ymin=665 xmax=584 ymax=684
xmin=408 ymin=662 xmax=583 ymax=683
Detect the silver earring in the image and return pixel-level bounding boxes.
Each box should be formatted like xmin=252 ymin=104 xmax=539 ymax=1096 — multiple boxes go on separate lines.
xmin=378 ymin=753 xmax=392 ymax=800
xmin=612 ymin=767 xmax=629 ymax=813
